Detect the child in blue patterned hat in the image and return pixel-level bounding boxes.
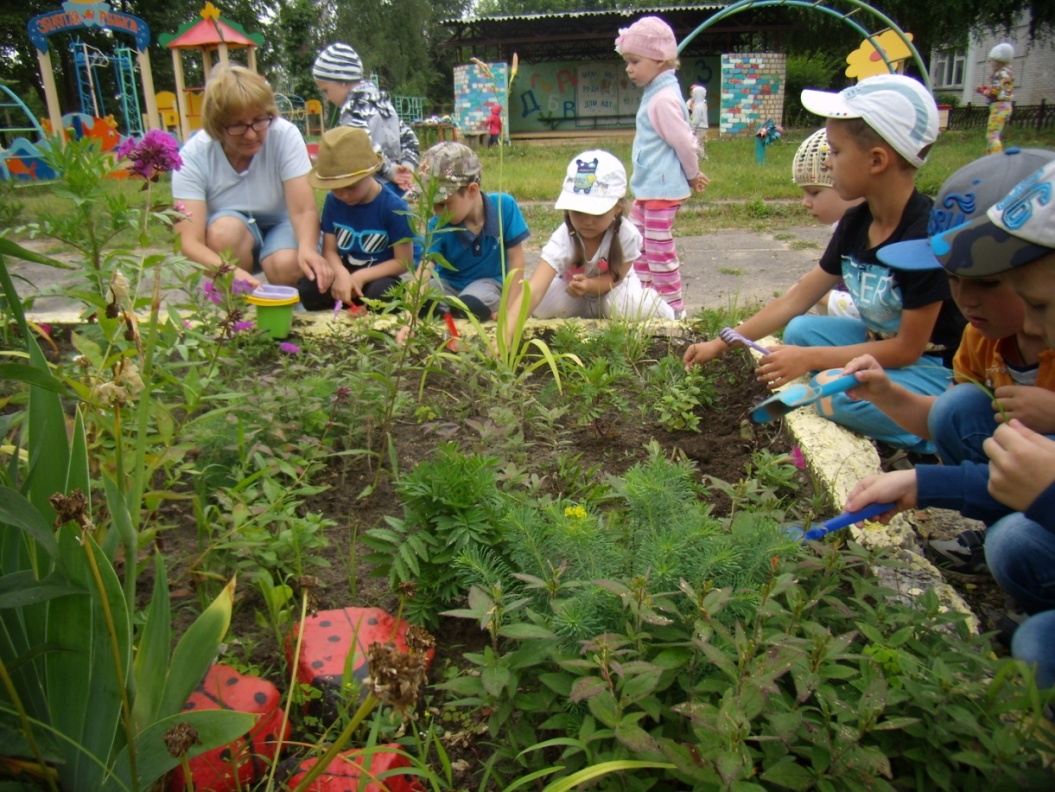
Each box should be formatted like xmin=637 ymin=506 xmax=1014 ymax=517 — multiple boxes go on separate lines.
xmin=846 ymin=157 xmax=1055 ymax=689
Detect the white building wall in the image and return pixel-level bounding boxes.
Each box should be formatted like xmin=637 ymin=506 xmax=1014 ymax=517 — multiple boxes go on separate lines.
xmin=932 ymin=12 xmax=1054 ymax=106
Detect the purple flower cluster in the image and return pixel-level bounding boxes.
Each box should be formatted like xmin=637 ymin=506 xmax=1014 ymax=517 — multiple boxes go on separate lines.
xmin=202 ymin=281 xmax=223 ymax=305
xmin=117 ymin=130 xmax=183 ymax=181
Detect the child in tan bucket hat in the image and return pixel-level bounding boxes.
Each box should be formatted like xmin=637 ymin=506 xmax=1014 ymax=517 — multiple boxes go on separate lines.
xmin=299 ymin=126 xmax=416 ymax=311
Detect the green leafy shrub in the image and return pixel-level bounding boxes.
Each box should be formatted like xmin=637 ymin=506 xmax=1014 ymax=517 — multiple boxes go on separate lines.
xmin=363 ymin=443 xmax=510 ymax=626
xmin=444 ymin=539 xmax=1055 ymax=789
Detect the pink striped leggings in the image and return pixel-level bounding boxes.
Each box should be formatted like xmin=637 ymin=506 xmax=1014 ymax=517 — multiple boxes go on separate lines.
xmin=630 ymin=200 xmax=683 ymax=314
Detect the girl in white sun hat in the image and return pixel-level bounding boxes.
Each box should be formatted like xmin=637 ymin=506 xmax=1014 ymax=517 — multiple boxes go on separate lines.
xmin=501 ymin=150 xmax=675 ymax=346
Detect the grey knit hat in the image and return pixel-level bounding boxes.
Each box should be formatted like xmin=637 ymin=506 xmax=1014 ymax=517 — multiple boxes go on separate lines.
xmin=313 ymin=43 xmax=364 ymax=83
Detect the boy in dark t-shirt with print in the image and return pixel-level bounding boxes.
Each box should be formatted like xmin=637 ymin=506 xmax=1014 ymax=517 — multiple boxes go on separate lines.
xmin=684 ymin=74 xmax=964 ymax=453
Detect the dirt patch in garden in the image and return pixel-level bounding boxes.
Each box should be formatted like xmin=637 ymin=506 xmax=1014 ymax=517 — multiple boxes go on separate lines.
xmin=168 ymin=342 xmax=786 ymax=673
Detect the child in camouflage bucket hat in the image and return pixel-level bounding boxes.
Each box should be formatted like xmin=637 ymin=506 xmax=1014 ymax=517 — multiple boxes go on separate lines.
xmin=411 ymin=142 xmax=530 ymax=322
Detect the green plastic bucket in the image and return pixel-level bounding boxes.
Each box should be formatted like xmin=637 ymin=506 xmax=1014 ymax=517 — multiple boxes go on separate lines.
xmin=246 ymin=285 xmax=299 ymax=339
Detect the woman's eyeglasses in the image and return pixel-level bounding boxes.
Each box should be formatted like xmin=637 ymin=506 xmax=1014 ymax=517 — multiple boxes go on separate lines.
xmin=224 ymin=116 xmax=274 ymax=136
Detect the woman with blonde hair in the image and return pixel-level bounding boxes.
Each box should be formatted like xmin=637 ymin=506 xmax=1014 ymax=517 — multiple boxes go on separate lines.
xmin=172 ymin=64 xmax=330 ymax=290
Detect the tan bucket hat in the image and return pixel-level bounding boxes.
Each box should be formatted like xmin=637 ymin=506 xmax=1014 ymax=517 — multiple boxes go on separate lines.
xmin=308 ymin=127 xmax=383 ymax=190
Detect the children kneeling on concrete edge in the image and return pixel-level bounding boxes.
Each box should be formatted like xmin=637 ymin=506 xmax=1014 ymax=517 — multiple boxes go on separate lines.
xmin=409 ymin=142 xmax=529 ymax=325
xmin=840 ymin=148 xmax=1055 ymax=578
xmin=299 ymin=127 xmax=415 ymax=312
xmin=844 ymin=157 xmax=1055 ymax=689
xmin=684 ymin=74 xmax=965 ymax=454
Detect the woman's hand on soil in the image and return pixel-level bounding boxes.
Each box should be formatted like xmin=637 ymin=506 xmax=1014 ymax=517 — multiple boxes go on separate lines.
xmin=232 ymin=268 xmax=261 ymax=290
xmin=300 ymin=249 xmax=333 ymax=291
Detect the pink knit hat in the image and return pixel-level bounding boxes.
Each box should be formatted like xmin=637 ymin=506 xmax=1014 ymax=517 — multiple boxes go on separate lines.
xmin=615 ymin=16 xmax=677 ymax=62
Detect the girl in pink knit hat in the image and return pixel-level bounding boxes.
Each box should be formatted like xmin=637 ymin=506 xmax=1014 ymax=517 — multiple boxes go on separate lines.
xmin=615 ymin=15 xmax=709 ymax=318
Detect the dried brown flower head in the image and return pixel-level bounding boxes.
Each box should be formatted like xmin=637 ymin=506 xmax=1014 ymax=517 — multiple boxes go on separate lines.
xmin=365 ymin=642 xmax=427 ymax=717
xmin=397 ymin=580 xmax=418 ymax=599
xmin=405 ymin=625 xmax=435 ymax=655
xmin=50 ymin=490 xmax=90 ymax=530
xmin=163 ymin=722 xmax=201 ymax=758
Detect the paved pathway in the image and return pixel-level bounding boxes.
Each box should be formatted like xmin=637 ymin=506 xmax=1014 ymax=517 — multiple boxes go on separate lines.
xmin=11 ymin=224 xmax=831 ymax=320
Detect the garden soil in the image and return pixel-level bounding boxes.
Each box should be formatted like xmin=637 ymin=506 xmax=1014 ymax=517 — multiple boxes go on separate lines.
xmin=19 ymin=223 xmax=1009 ymax=752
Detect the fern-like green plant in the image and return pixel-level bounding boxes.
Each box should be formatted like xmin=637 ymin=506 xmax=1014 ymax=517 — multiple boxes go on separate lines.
xmin=362 ymin=443 xmax=512 ymax=626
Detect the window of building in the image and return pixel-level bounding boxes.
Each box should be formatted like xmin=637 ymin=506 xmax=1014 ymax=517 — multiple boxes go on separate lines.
xmin=932 ymin=50 xmax=966 ymax=89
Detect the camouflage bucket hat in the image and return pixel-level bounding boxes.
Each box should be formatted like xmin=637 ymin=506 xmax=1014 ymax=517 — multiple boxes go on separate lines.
xmin=419 ymin=142 xmax=482 ymax=200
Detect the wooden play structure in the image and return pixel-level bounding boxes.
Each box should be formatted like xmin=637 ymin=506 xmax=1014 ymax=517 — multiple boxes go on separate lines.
xmin=26 ymin=0 xmax=160 ymax=140
xmin=158 ymin=2 xmax=264 ymax=142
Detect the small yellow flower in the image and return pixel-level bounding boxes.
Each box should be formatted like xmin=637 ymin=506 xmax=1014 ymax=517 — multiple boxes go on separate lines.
xmin=564 ymin=505 xmax=587 ymax=520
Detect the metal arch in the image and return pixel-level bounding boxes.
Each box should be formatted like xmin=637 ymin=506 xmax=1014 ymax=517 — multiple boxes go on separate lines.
xmin=677 ymin=0 xmax=931 ymax=90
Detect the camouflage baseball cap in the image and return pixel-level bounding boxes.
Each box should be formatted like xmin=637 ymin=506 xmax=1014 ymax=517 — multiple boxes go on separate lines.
xmin=418 ymin=142 xmax=482 ymax=200
xmin=877 ymin=147 xmax=1055 ymax=272
xmin=932 ymin=158 xmax=1055 ymax=278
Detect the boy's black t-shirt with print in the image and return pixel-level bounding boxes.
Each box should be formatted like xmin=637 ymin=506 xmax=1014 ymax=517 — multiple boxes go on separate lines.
xmin=819 ymin=189 xmax=965 ymax=359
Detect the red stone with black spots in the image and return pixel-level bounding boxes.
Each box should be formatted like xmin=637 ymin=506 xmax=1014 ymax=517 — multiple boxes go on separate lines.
xmin=285 ymin=607 xmax=434 ymax=723
xmin=169 ymin=663 xmax=290 ymax=792
xmin=286 ymin=745 xmax=423 ymax=791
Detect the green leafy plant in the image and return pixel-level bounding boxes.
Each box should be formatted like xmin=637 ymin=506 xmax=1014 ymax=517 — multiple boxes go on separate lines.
xmin=0 ymin=240 xmax=252 ymax=790
xmin=362 ymin=443 xmax=511 ymax=626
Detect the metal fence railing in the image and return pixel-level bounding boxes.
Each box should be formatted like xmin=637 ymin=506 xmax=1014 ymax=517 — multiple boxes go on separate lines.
xmin=947 ymin=101 xmax=1052 ymax=131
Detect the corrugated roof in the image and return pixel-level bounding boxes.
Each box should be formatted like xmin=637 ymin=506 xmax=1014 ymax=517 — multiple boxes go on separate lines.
xmin=442 ymin=5 xmax=726 ymax=25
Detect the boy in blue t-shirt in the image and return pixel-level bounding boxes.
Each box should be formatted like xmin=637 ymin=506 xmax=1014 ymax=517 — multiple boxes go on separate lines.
xmin=684 ymin=74 xmax=965 ymax=453
xmin=300 ymin=127 xmax=415 ymax=311
xmin=415 ymin=142 xmax=529 ymax=321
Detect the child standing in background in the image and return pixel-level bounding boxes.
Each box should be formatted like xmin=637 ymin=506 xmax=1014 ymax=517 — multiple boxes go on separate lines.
xmin=977 ymin=43 xmax=1015 ymax=154
xmin=688 ymin=83 xmax=708 ymax=158
xmin=486 ymin=104 xmax=503 ymax=148
xmin=615 ymin=16 xmax=709 ymax=319
xmin=313 ymin=42 xmax=420 ymax=195
xmin=792 ymin=128 xmax=864 ymax=318
xmin=501 ymin=150 xmax=674 ymax=346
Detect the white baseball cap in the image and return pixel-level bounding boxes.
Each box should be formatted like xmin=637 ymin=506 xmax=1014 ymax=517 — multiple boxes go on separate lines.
xmin=801 ymin=74 xmax=939 ymax=168
xmin=554 ymin=150 xmax=627 ymax=214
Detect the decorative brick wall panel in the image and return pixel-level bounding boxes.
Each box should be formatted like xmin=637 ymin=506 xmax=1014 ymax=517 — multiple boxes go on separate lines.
xmin=720 ymin=53 xmax=786 ymax=137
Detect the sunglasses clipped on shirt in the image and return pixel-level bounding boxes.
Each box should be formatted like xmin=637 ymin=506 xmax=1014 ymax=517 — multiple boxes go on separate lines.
xmin=333 ymin=226 xmax=390 ymax=255
xmin=224 ymin=116 xmax=274 ymax=136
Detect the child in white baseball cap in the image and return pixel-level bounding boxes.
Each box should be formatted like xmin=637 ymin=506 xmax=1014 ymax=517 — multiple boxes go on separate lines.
xmin=686 ymin=73 xmax=962 ymax=455
xmin=500 ymin=150 xmax=674 ymax=346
